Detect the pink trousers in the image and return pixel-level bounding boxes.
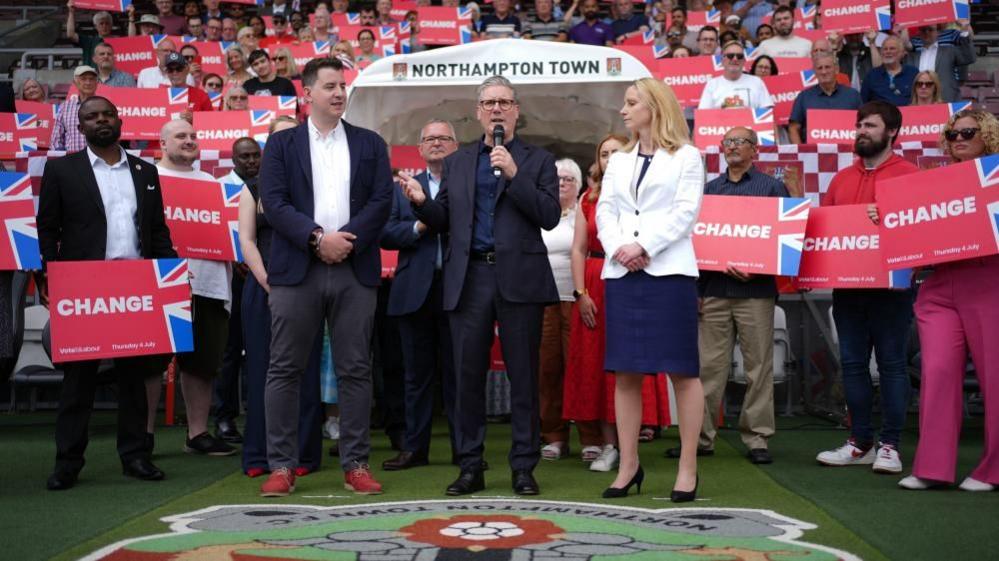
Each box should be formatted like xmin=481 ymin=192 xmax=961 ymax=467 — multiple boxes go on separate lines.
xmin=912 ymin=255 xmax=999 ymax=484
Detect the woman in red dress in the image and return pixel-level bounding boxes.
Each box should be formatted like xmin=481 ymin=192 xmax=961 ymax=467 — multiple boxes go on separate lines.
xmin=562 ymin=135 xmax=673 ymax=473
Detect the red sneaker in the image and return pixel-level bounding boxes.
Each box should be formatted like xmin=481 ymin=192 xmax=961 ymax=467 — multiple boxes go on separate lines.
xmin=246 ymin=467 xmax=267 ymax=478
xmin=344 ymin=464 xmax=383 ymax=495
xmin=294 ymin=467 xmax=311 ymax=477
xmin=260 ymin=467 xmax=295 ymax=497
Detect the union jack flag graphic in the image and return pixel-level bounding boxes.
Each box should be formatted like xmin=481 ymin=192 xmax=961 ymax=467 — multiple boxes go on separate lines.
xmin=799 ymin=4 xmax=817 ymax=20
xmin=888 ymin=269 xmax=912 ymax=289
xmin=277 ymin=96 xmax=297 ymax=112
xmin=458 ymin=7 xmax=473 ymax=19
xmin=460 ymin=26 xmax=474 ymax=44
xmin=711 ymin=54 xmax=725 ymax=72
xmin=954 ymin=0 xmax=970 ymax=21
xmin=949 ymin=101 xmax=973 ymax=116
xmin=706 ymin=9 xmax=720 ymax=24
xmin=162 ymin=299 xmax=194 ymax=353
xmin=398 ymin=20 xmax=411 ymax=35
xmin=1 ymin=171 xmax=41 ymax=270
xmin=976 ymin=154 xmax=999 ymax=189
xmin=754 ymin=107 xmax=776 ymax=146
xmin=155 ymin=257 xmax=189 ymax=289
xmin=653 ymin=44 xmax=669 ymax=58
xmin=801 ymin=69 xmax=817 ymax=89
xmin=251 ymin=110 xmax=275 ymax=127
xmin=347 ymin=12 xmax=361 ymax=24
xmin=876 ymin=4 xmax=892 ymax=30
xmin=379 ymin=26 xmax=397 ymax=41
xmin=168 ymin=87 xmax=188 ymax=105
xmin=15 ymin=113 xmax=38 ymax=130
xmin=313 ymin=41 xmax=331 ymax=55
xmin=19 ymin=139 xmax=38 ymax=151
xmin=776 ymin=197 xmax=811 ymax=276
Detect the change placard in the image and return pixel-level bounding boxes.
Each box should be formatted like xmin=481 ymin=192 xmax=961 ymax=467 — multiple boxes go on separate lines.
xmin=159 ymin=175 xmax=242 ymax=262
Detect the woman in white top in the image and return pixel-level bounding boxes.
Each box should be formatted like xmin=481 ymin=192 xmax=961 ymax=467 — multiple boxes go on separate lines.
xmin=596 ymin=78 xmax=705 ymax=502
xmin=538 ymin=158 xmax=586 ymax=461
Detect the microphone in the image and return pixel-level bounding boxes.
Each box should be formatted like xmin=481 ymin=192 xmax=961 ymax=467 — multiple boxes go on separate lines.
xmin=491 ymin=124 xmax=505 ymax=178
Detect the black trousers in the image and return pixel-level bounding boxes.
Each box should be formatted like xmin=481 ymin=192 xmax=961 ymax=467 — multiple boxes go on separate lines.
xmin=54 ymin=355 xmax=168 ymax=474
xmin=397 ymin=273 xmax=456 ymax=455
xmin=450 ymin=261 xmax=544 ymax=472
xmin=212 ymin=272 xmax=245 ymax=423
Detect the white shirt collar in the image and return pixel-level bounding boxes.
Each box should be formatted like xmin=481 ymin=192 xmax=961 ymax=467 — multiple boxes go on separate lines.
xmin=308 ymin=117 xmax=344 ymax=142
xmin=87 ymin=145 xmax=129 ymax=169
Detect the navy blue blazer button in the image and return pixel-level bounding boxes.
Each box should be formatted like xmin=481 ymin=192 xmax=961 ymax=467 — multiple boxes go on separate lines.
xmin=633 ymin=231 xmax=639 ymax=237
xmin=635 ymin=210 xmax=639 ymax=215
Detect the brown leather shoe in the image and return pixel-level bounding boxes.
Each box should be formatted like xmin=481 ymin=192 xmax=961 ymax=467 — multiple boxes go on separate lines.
xmin=382 ymin=451 xmax=429 ymax=471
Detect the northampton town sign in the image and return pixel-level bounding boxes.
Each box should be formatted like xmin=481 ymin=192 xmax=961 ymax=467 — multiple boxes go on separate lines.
xmin=86 ymin=500 xmax=861 ymax=560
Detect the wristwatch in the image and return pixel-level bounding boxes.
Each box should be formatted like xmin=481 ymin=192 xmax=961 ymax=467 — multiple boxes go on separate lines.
xmin=309 ymin=228 xmax=325 ymax=254
xmin=572 ymin=288 xmax=588 ymax=299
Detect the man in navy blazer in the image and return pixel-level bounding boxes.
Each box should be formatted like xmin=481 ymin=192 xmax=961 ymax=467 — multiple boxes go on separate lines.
xmin=401 ymin=76 xmax=561 ymax=496
xmin=258 ymin=57 xmax=392 ymax=497
xmin=381 ymin=119 xmax=460 ymax=472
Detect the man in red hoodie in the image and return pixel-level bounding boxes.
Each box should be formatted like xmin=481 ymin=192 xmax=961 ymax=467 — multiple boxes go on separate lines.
xmin=816 ymin=101 xmax=918 ymax=475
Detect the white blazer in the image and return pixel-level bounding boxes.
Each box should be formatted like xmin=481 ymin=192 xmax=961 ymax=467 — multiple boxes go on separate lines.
xmin=595 ymin=143 xmax=704 ymax=280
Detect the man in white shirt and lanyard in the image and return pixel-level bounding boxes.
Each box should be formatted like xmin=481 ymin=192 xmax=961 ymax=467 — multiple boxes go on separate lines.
xmin=136 ymin=38 xmax=196 ymax=88
xmin=381 ymin=120 xmax=460 ymax=472
xmin=149 ymin=118 xmax=236 ymax=457
xmin=699 ymin=41 xmax=773 ymax=109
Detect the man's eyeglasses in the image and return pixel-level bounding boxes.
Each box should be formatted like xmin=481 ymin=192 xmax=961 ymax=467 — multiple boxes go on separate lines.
xmin=479 ymin=98 xmax=517 ymax=111
xmin=723 ymin=52 xmax=745 ymax=61
xmin=722 ymin=137 xmax=755 ymax=147
xmin=558 ymin=176 xmax=577 ymax=183
xmin=943 ymin=127 xmax=979 ymax=141
xmin=421 ymin=135 xmax=455 ymax=144
xmin=915 ymin=81 xmax=935 ymax=88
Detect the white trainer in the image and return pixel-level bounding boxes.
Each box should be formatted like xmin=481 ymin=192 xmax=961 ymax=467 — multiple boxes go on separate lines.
xmin=816 ymin=439 xmax=875 ymax=466
xmin=959 ymin=477 xmax=996 ymax=492
xmin=323 ymin=416 xmax=340 ymax=441
xmin=589 ymin=445 xmax=619 ymax=472
xmin=898 ymin=475 xmax=941 ymax=490
xmin=872 ymin=443 xmax=903 ymax=474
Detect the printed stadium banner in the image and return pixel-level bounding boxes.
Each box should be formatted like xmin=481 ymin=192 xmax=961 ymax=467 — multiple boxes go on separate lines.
xmin=73 ymin=0 xmax=132 ymax=12
xmin=898 ymin=101 xmax=974 ymax=143
xmin=692 ymin=195 xmax=811 ymax=276
xmin=0 ymin=171 xmax=42 ymax=271
xmin=684 ymin=9 xmax=721 ymax=32
xmin=876 ymin=154 xmax=999 ymax=268
xmin=416 ymin=7 xmax=474 ymax=46
xmin=272 ymin=41 xmax=333 ymax=70
xmin=894 ymin=0 xmax=970 ymax=28
xmin=797 ymin=205 xmax=911 ymax=289
xmin=159 ymin=175 xmax=242 ymax=262
xmin=693 ymin=107 xmax=776 ymax=150
xmin=192 ymin=110 xmax=274 ymax=150
xmin=819 ymin=0 xmax=892 ymax=35
xmin=762 ymin=70 xmax=817 ymax=126
xmin=15 ymin=101 xmax=54 ymax=149
xmin=248 ymin=95 xmax=297 ymax=117
xmin=805 ymin=109 xmax=856 ymax=144
xmin=0 ymin=113 xmax=44 ymax=153
xmin=653 ymin=55 xmax=724 ymax=107
xmin=188 ymin=40 xmax=239 ymax=78
xmin=104 ymin=35 xmax=183 ymax=76
xmin=48 ymin=258 xmax=193 ymax=362
xmin=99 ymin=86 xmax=190 ymax=140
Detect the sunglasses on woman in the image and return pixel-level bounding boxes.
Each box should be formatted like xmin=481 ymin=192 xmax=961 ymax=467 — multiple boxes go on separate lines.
xmin=723 ymin=52 xmax=745 ymax=61
xmin=915 ymin=81 xmax=935 ymax=88
xmin=943 ymin=128 xmax=980 ymax=141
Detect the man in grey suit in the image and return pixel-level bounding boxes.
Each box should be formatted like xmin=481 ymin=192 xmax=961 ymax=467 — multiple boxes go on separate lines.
xmin=906 ymin=21 xmax=976 ymax=102
xmin=400 ymin=76 xmax=561 ymax=496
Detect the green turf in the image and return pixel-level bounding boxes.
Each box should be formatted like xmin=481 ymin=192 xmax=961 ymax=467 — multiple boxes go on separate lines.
xmin=718 ymin=416 xmax=999 ymax=561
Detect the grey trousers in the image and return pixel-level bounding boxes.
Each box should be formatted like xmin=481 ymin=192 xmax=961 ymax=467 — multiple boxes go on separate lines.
xmin=265 ymin=261 xmax=377 ymax=471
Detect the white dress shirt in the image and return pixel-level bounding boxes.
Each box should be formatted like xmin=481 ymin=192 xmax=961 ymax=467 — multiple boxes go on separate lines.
xmin=596 ymin=144 xmax=703 ymax=280
xmin=309 ymin=117 xmax=352 ymax=233
xmin=156 ymin=165 xmax=233 ymax=309
xmin=88 ymin=146 xmax=140 ymax=260
xmin=918 ymin=42 xmax=939 ymax=72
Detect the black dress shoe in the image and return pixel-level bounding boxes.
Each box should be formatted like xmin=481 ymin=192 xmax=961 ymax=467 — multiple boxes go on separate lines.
xmin=602 ymin=466 xmax=644 ymax=498
xmin=512 ymin=470 xmax=539 ymax=495
xmin=215 ymin=419 xmax=244 ymax=444
xmin=122 ymin=458 xmax=166 ymax=481
xmin=46 ymin=471 xmax=78 ymax=491
xmin=664 ymin=446 xmax=714 ymax=458
xmin=446 ymin=470 xmax=485 ymax=496
xmin=748 ymin=448 xmax=773 ymax=464
xmin=382 ymin=451 xmax=429 ymax=471
xmin=670 ymin=476 xmax=698 ymax=503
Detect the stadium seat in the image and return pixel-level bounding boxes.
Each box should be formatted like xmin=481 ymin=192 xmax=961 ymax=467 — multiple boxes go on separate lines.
xmin=9 ymin=305 xmax=64 ymax=411
xmin=963 ymin=70 xmax=994 ymax=87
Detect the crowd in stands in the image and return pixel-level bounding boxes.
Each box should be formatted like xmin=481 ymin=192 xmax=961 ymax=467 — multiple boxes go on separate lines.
xmin=1 ymin=0 xmax=995 ymax=499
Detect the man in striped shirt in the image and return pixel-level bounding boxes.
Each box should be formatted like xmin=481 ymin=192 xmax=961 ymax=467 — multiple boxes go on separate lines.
xmin=51 ymin=66 xmax=99 ymax=152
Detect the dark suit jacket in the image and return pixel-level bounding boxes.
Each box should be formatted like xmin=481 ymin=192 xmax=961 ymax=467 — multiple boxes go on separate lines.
xmin=260 ymin=120 xmax=393 ymax=288
xmin=37 ymin=149 xmax=176 ymax=265
xmin=381 ymin=171 xmax=442 ymax=316
xmin=838 ymin=49 xmax=874 ymax=88
xmin=413 ymin=138 xmax=561 ymax=311
xmin=905 ymin=37 xmax=976 ymax=102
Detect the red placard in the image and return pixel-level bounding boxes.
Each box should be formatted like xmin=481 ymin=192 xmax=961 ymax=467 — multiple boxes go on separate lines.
xmin=750 ymin=57 xmax=813 ymax=75
xmin=876 ymin=155 xmax=999 ymax=268
xmin=684 ymin=9 xmax=721 ymax=32
xmin=15 ymin=101 xmax=54 ymax=148
xmin=693 ymin=195 xmax=811 ymax=276
xmin=381 ymin=249 xmax=398 ymax=279
xmin=391 ymin=1 xmax=419 ymax=20
xmin=806 ymin=109 xmax=856 ymax=144
xmin=104 ymin=35 xmax=183 ymax=76
xmin=693 ymin=107 xmax=776 ymax=150
xmin=248 ymin=95 xmax=297 ymax=117
xmin=390 ymin=145 xmax=424 ymax=174
xmin=225 ymin=0 xmax=264 ymax=5
xmin=762 ymin=70 xmax=818 ymax=126
xmin=192 ymin=110 xmax=274 ymax=150
xmin=894 ymin=0 xmax=967 ymax=29
xmin=917 ymin=155 xmax=952 ymax=170
xmin=415 ymin=7 xmax=474 ymax=46
xmin=336 ymin=24 xmax=400 ymax=55
xmin=820 ymin=0 xmax=891 ymax=35
xmin=99 ymin=86 xmax=189 ymax=140
xmin=0 ymin=171 xmax=41 ymax=271
xmin=0 ymin=113 xmax=45 ymax=152
xmin=898 ymin=102 xmax=973 ymax=143
xmin=763 ymin=4 xmax=818 ymax=30
xmin=48 ymin=258 xmax=193 ymax=362
xmin=271 ymin=41 xmax=334 ymax=71
xmin=614 ymin=45 xmax=667 ymax=73
xmin=797 ymin=205 xmax=911 ymax=289
xmin=73 ymin=0 xmax=131 ymax=12
xmin=159 ymin=175 xmax=242 ymax=262
xmin=618 ymin=29 xmax=658 ymax=46
xmin=188 ymin=40 xmax=239 ymax=78
xmin=654 ymin=55 xmax=723 ymax=107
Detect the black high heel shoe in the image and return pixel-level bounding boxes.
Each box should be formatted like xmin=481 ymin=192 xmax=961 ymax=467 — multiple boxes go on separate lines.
xmin=670 ymin=475 xmax=698 ymax=503
xmin=602 ymin=466 xmax=644 ymax=498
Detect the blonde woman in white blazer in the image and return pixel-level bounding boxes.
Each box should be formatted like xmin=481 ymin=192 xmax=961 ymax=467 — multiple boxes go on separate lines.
xmin=595 ymin=78 xmax=705 ymax=502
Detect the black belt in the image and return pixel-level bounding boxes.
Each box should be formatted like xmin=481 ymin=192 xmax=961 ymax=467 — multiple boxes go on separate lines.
xmin=588 ymin=251 xmax=606 ymax=259
xmin=470 ymin=250 xmax=497 ymax=264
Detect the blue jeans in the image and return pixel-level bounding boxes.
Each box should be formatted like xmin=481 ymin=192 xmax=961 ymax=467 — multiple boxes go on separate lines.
xmin=832 ymin=289 xmax=913 ymax=448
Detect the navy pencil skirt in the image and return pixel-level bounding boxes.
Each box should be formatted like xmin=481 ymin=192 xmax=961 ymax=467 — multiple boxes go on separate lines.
xmin=604 ymin=271 xmax=699 ymax=376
